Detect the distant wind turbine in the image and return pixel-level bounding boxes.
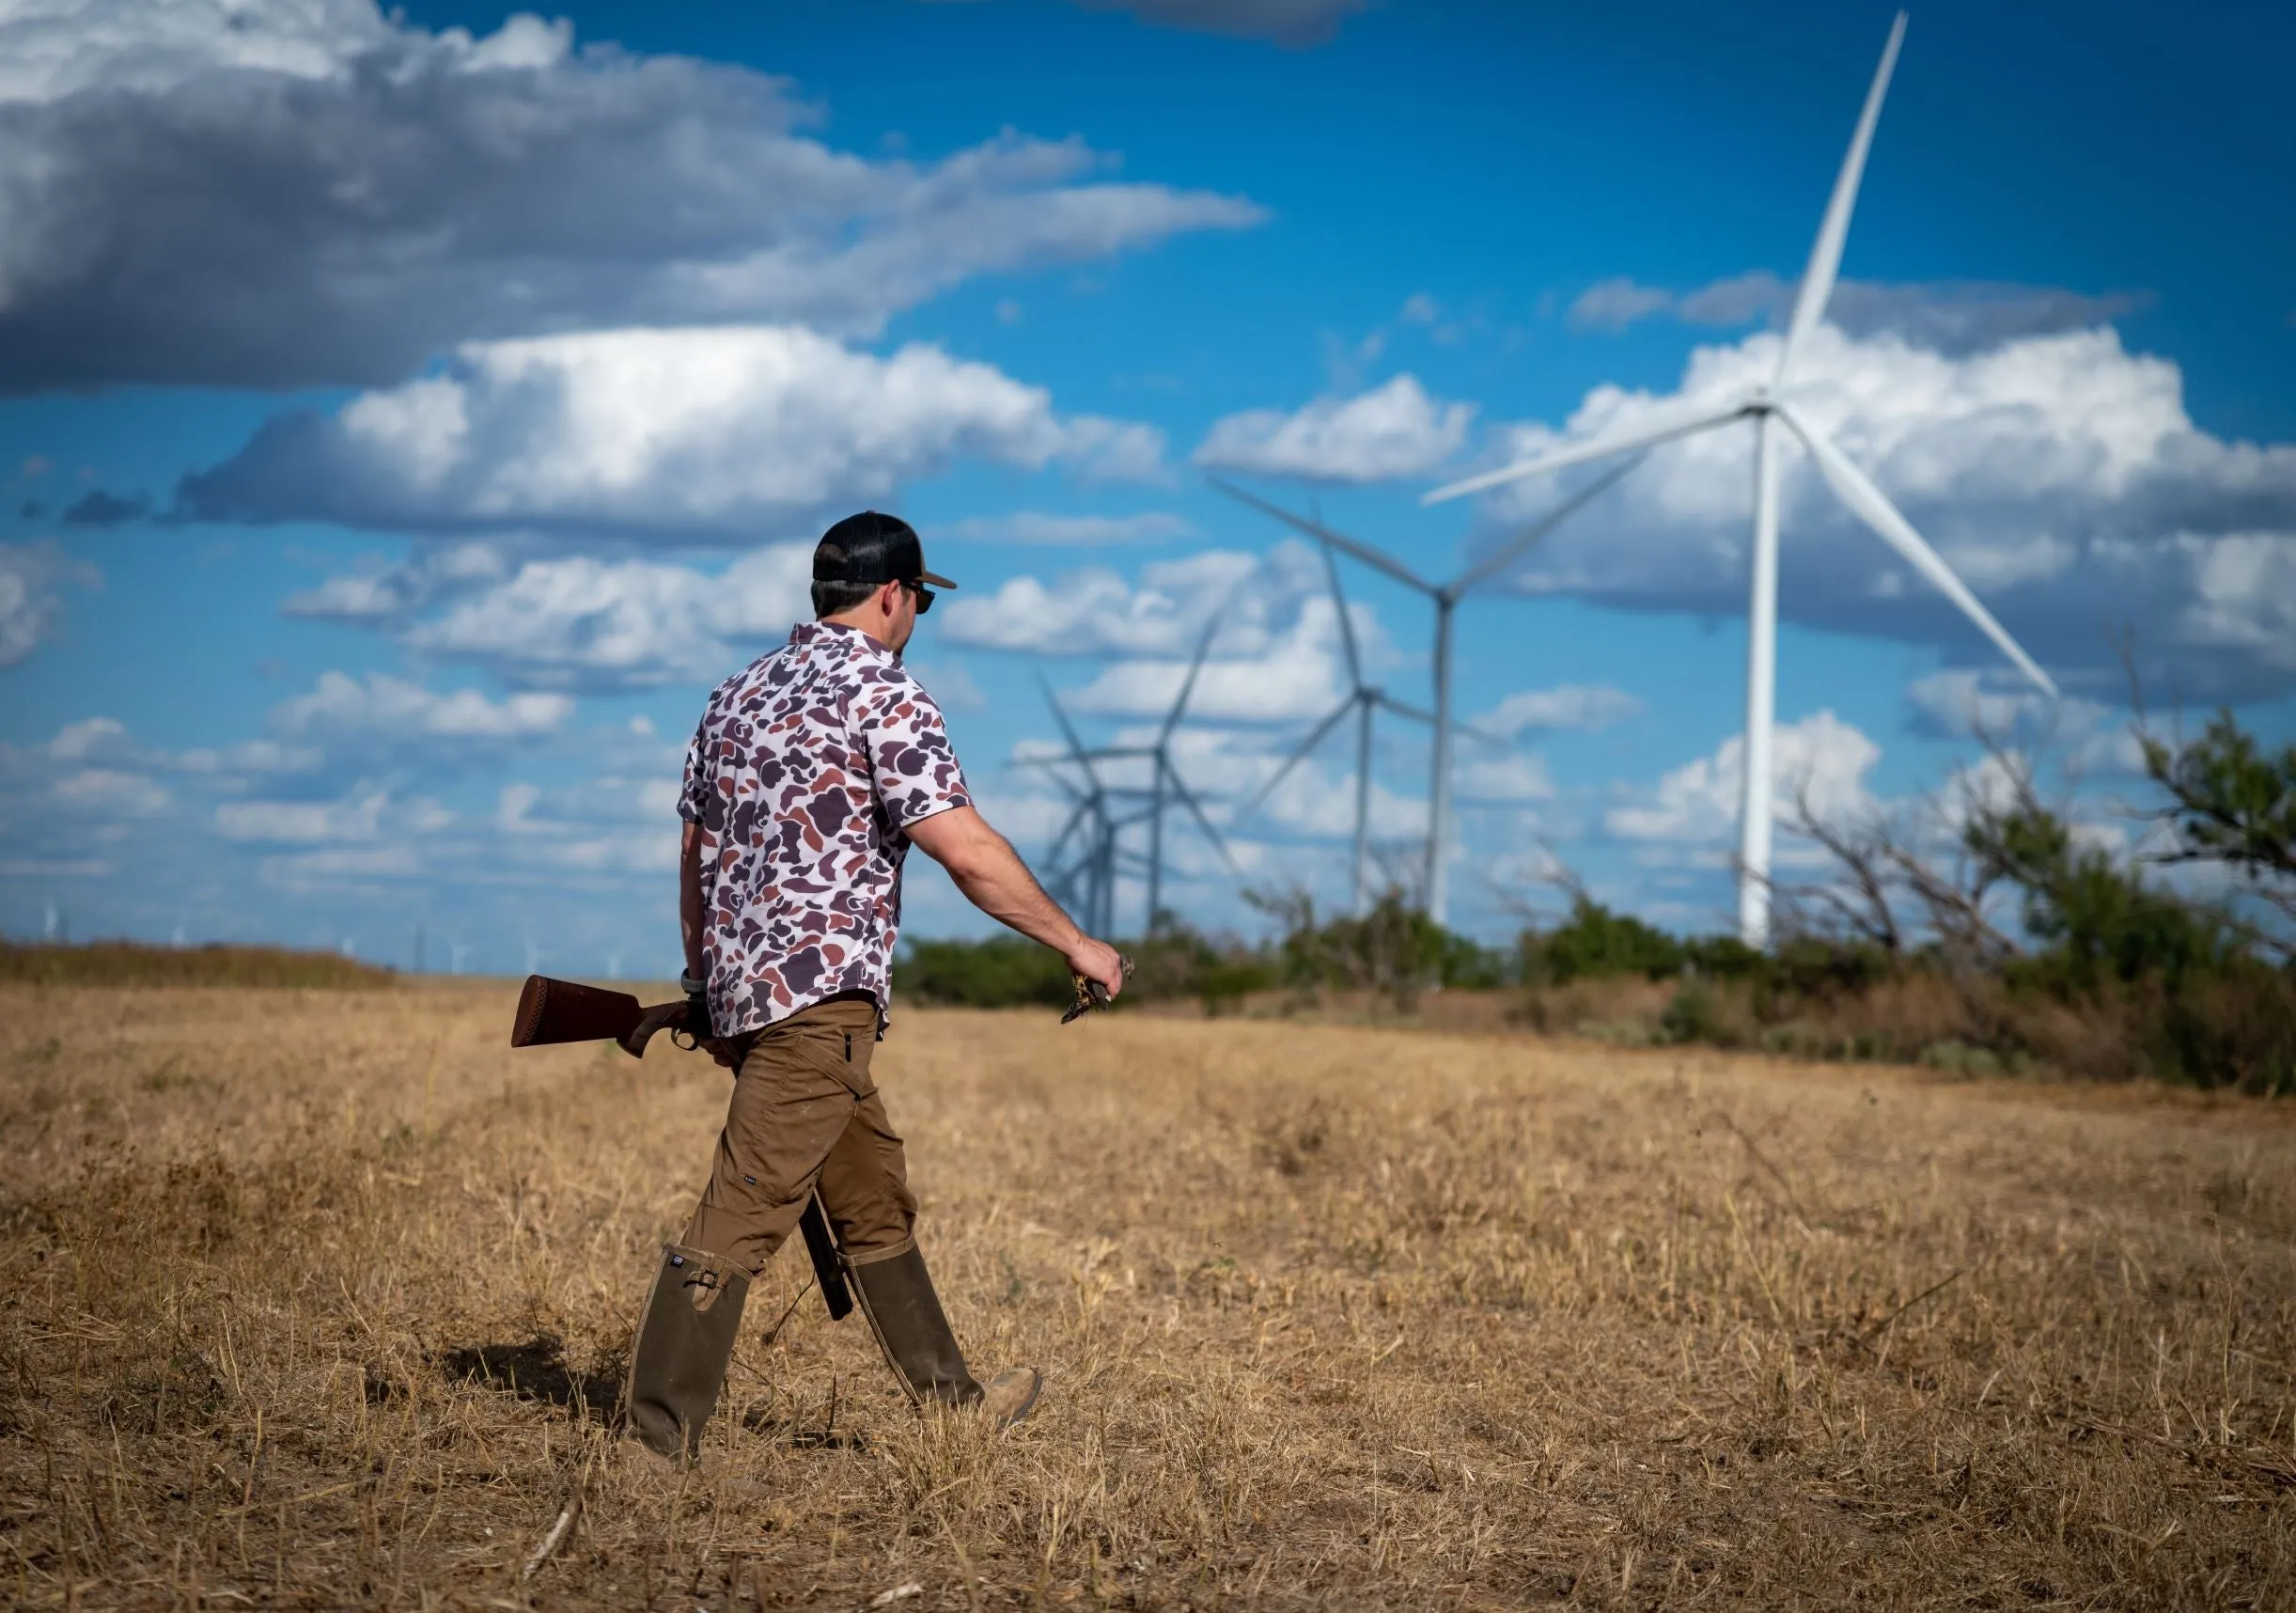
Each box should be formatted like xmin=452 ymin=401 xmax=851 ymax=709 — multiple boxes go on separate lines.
xmin=1027 ymin=622 xmax=1236 ymax=934
xmin=1133 ymin=620 xmax=1235 ymax=930
xmin=1212 ymin=456 xmax=1642 ymax=927
xmin=1236 ymin=537 xmax=1440 ymax=916
xmin=1036 ymin=681 xmax=1120 ymax=936
xmin=1422 ymin=10 xmax=2054 ymax=947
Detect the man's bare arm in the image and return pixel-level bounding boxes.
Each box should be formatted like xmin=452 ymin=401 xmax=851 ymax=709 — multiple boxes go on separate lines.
xmin=906 ymin=806 xmax=1125 ymax=998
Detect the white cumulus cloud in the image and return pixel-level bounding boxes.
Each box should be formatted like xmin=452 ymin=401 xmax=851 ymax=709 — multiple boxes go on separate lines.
xmin=51 ymin=767 xmax=171 ymax=818
xmin=1467 ymin=323 xmax=2296 ymax=700
xmin=404 ymin=545 xmax=817 ymax=689
xmin=0 ymin=541 xmax=97 ymax=666
xmin=1567 ymin=277 xmax=1674 ymax=334
xmin=1569 ymin=270 xmax=2148 ymax=353
xmin=1062 ymin=594 xmax=1375 ymax=725
xmin=1476 ymin=684 xmax=1643 ymax=734
xmin=180 ymin=326 xmax=1165 ymax=538
xmin=933 ymin=510 xmax=1195 ymax=546
xmin=945 ymin=547 xmax=1267 ymax=658
xmin=1195 ymin=375 xmax=1474 ymax=483
xmin=1454 ymin=751 xmax=1556 ymax=804
xmin=1605 ymin=710 xmax=1881 ymax=843
xmin=271 ymin=672 xmax=572 ymax=743
xmin=216 ymin=791 xmax=392 ymax=844
xmin=0 ymin=0 xmax=1263 ymax=390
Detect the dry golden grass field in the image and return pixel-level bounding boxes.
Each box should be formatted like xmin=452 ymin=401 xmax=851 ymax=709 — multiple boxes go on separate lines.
xmin=4 ymin=979 xmax=2294 ymax=1610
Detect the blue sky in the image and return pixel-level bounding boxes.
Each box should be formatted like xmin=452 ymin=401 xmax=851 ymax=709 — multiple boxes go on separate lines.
xmin=1 ymin=0 xmax=2290 ymax=974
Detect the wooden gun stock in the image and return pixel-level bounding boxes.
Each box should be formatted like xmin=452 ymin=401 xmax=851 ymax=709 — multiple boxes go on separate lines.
xmin=506 ymin=974 xmax=853 ymax=1323
xmin=510 ymin=974 xmax=689 ymax=1059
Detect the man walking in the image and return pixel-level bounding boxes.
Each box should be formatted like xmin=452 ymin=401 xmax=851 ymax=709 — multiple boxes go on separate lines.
xmin=625 ymin=510 xmax=1127 ymax=1461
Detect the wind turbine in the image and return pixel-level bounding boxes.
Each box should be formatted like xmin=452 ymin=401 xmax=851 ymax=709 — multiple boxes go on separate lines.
xmin=1424 ymin=10 xmax=2055 ymax=947
xmin=1035 ymin=681 xmax=1120 ymax=937
xmin=1235 ymin=540 xmax=1438 ymax=916
xmin=1212 ymin=455 xmax=1642 ymax=927
xmin=1134 ymin=619 xmax=1234 ymax=930
xmin=1026 ymin=622 xmax=1236 ymax=934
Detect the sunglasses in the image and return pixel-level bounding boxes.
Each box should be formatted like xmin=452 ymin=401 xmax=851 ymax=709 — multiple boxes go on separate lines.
xmin=902 ymin=579 xmax=935 ymax=615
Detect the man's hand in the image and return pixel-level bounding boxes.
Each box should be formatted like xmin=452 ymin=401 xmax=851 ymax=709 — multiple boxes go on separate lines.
xmin=1067 ymin=936 xmax=1126 ymax=1002
xmin=679 ymin=822 xmax=733 ymax=1066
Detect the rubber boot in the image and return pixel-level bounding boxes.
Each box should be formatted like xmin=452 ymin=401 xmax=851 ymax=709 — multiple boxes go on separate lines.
xmin=623 ymin=1244 xmax=750 ymax=1462
xmin=850 ymin=1245 xmax=1043 ymax=1427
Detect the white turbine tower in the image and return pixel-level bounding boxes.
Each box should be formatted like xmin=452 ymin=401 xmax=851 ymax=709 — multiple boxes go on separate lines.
xmin=1423 ymin=10 xmax=2055 ymax=947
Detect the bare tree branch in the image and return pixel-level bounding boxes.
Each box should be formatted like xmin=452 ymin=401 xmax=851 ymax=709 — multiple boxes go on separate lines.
xmin=1781 ymin=776 xmax=1903 ymax=954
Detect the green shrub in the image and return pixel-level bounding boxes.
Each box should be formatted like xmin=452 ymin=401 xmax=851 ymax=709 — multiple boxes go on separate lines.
xmin=1199 ymin=960 xmax=1276 ymax=1016
xmin=1660 ymin=980 xmax=1718 ymax=1044
xmin=897 ymin=935 xmax=1074 ymax=1009
xmin=1525 ymin=898 xmax=1685 ymax=984
xmin=1682 ymin=934 xmax=1765 ymax=979
xmin=897 ymin=923 xmax=1282 ymax=1016
xmin=1441 ymin=932 xmax=1514 ymax=990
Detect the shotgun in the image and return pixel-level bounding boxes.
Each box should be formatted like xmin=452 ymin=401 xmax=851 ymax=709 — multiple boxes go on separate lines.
xmin=508 ymin=974 xmax=853 ymax=1322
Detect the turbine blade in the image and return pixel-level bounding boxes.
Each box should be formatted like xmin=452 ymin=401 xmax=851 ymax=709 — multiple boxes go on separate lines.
xmin=1039 ymin=675 xmax=1097 ymax=774
xmin=1450 ymin=449 xmax=1648 ymax=595
xmin=1375 ymin=693 xmax=1507 ymax=743
xmin=1239 ymin=698 xmax=1358 ymax=822
xmin=1777 ymin=403 xmax=2057 ymax=697
xmin=1046 ymin=800 xmax=1091 ymax=869
xmin=1315 ymin=502 xmax=1367 ymax=690
xmin=1422 ymin=399 xmax=1747 ymax=506
xmin=1031 ymin=765 xmax=1085 ymax=802
xmin=1168 ymin=770 xmax=1239 ymax=873
xmin=1774 ymin=10 xmax=1907 ymax=387
xmin=1160 ymin=615 xmax=1222 ymax=744
xmin=1207 ymin=476 xmax=1434 ymax=593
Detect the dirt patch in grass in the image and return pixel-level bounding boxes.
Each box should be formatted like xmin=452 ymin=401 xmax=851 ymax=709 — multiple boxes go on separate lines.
xmin=2 ymin=981 xmax=2291 ymax=1607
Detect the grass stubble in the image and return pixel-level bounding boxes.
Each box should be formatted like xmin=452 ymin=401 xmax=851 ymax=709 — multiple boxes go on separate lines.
xmin=1 ymin=979 xmax=2291 ymax=1609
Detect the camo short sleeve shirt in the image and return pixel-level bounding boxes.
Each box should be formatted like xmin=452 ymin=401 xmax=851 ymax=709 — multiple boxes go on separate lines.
xmin=679 ymin=620 xmax=971 ymax=1035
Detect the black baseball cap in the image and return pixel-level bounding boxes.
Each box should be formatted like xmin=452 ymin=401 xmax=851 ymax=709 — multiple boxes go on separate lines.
xmin=812 ymin=510 xmax=957 ymax=590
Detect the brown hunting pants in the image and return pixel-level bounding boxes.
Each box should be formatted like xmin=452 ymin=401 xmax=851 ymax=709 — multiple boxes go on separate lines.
xmin=679 ymin=994 xmax=918 ymax=1276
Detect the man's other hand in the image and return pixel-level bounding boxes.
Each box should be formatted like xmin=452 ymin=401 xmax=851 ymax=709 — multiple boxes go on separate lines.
xmin=1067 ymin=937 xmax=1127 ymax=1001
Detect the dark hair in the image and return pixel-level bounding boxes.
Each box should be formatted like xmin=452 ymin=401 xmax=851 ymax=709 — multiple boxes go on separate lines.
xmin=812 ymin=577 xmax=882 ymax=618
